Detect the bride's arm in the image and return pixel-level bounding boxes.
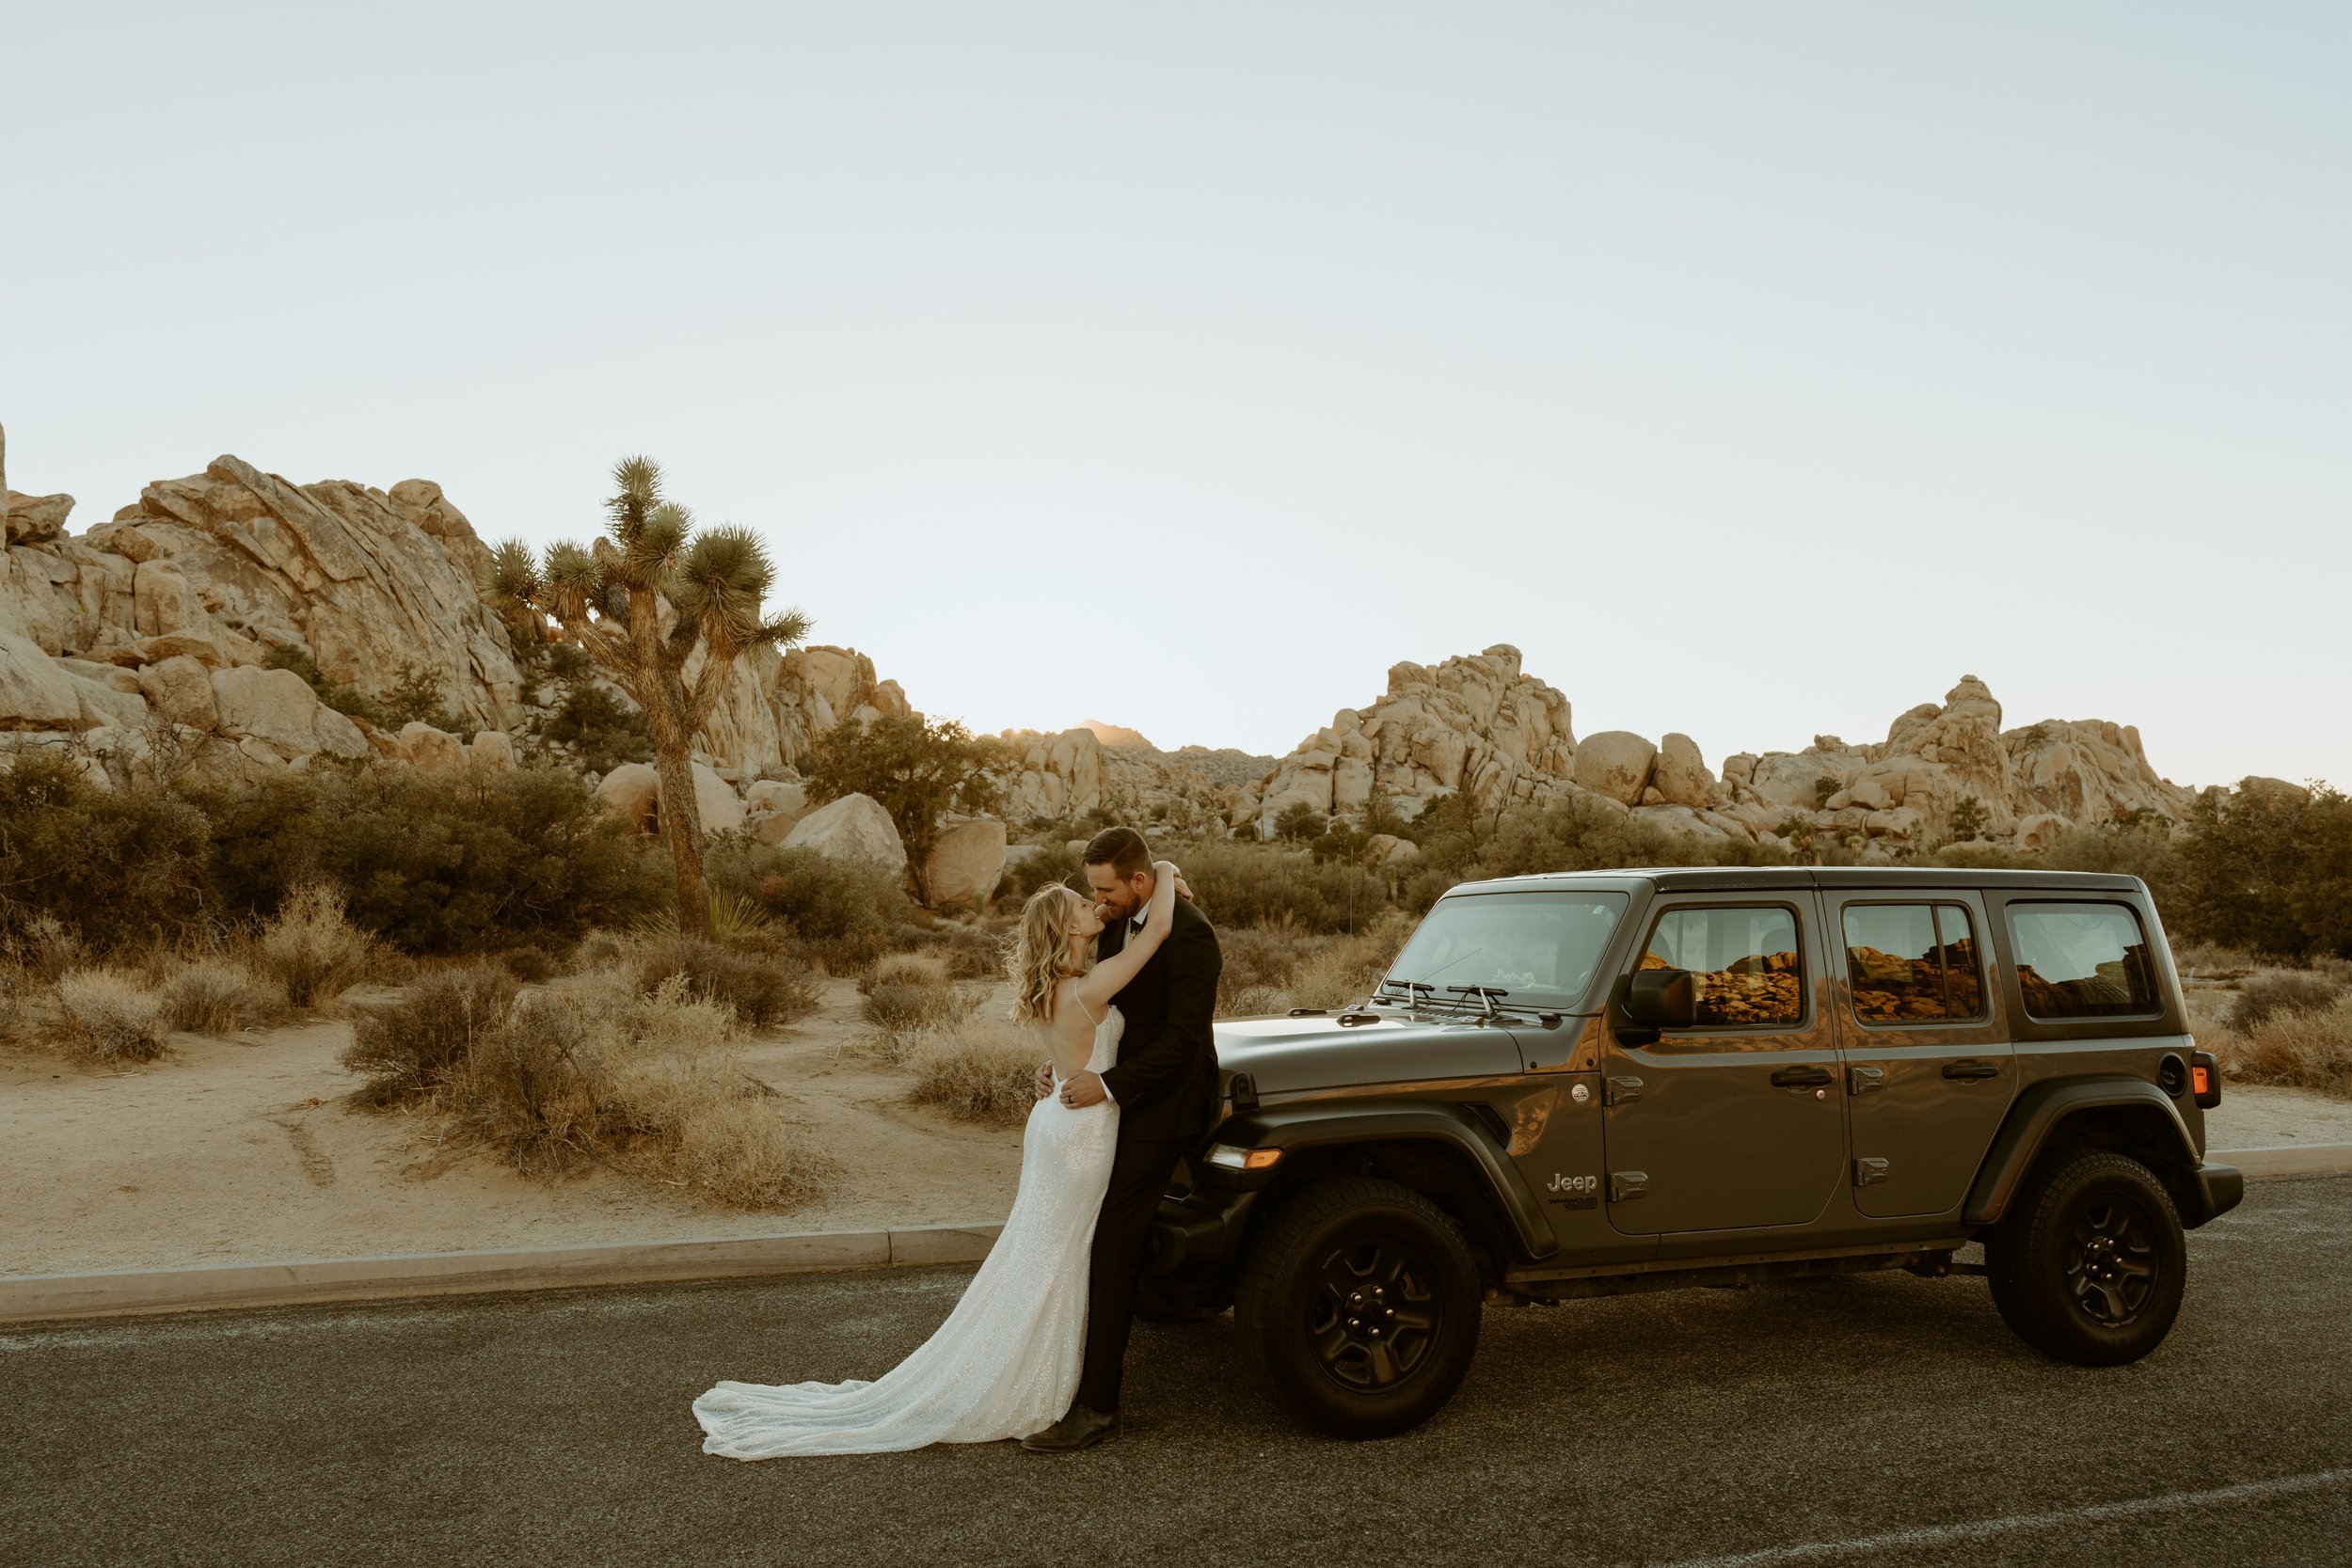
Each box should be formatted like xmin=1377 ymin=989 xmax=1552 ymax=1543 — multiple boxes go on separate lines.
xmin=1073 ymin=860 xmax=1182 ymax=1014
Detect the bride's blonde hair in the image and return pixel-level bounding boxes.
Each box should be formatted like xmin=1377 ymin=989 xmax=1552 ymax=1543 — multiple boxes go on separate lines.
xmin=1008 ymin=883 xmax=1084 ymax=1023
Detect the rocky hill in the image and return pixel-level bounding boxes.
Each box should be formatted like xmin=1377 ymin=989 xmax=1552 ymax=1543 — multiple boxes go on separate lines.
xmin=1234 ymin=644 xmax=2194 ymax=858
xmin=0 ymin=431 xmax=2205 ymax=866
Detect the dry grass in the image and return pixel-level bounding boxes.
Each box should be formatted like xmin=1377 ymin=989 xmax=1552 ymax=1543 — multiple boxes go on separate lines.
xmin=636 ymin=937 xmax=823 ymax=1028
xmin=2223 ymin=994 xmax=2352 ymax=1096
xmin=56 ymin=968 xmax=169 ymax=1062
xmin=345 ymin=969 xmax=835 ymax=1209
xmin=905 ymin=1012 xmax=1045 ymax=1126
xmin=157 ymin=958 xmax=287 ymax=1037
xmin=1216 ymin=922 xmax=1409 ymax=1017
xmin=251 ymin=885 xmax=392 ymax=1008
xmin=858 ymin=952 xmax=984 ymax=1035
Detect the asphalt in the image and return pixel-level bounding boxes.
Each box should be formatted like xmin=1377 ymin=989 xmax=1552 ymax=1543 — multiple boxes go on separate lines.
xmin=5 ymin=1175 xmax=2348 ymax=1568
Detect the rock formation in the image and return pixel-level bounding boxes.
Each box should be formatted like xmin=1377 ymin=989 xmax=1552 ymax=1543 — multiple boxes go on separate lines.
xmin=780 ymin=793 xmax=908 ymax=876
xmin=1236 ymin=648 xmax=2195 ymax=859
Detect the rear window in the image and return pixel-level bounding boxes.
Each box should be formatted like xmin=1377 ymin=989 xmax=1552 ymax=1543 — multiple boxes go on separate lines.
xmin=2007 ymin=902 xmax=2162 ymax=1019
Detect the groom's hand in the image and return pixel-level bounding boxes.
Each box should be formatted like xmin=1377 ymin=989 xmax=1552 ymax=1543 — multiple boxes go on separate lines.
xmin=1034 ymin=1062 xmax=1055 ymax=1101
xmin=1060 ymin=1070 xmax=1107 ymax=1108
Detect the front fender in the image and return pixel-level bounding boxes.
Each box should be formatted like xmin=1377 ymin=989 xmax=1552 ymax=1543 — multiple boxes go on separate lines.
xmin=1963 ymin=1076 xmax=2232 ymax=1227
xmin=1175 ymin=1101 xmax=1557 ymax=1264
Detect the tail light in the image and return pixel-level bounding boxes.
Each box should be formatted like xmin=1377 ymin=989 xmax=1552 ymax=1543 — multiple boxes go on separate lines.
xmin=2192 ymin=1050 xmax=2221 ymax=1108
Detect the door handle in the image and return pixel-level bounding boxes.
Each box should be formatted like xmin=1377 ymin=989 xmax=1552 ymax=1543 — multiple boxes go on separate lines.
xmin=1771 ymin=1066 xmax=1833 ymax=1089
xmin=1942 ymin=1060 xmax=2000 ymax=1081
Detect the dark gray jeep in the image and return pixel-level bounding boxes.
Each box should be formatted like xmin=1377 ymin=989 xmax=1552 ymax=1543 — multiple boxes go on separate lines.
xmin=1143 ymin=867 xmax=2241 ymax=1437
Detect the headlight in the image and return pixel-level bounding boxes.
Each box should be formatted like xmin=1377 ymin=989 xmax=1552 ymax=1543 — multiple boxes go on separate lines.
xmin=1205 ymin=1143 xmax=1283 ymax=1172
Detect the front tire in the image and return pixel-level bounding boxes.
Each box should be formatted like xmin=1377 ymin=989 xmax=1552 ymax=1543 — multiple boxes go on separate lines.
xmin=1985 ymin=1148 xmax=2186 ymax=1366
xmin=1234 ymin=1177 xmax=1481 ymax=1438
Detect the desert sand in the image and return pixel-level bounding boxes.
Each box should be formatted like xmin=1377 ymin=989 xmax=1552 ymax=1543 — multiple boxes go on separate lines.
xmin=0 ymin=977 xmax=1026 ymax=1278
xmin=3 ymin=984 xmax=2341 ymax=1279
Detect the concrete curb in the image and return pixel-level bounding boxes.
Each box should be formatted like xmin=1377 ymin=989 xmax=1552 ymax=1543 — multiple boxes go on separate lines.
xmin=2217 ymin=1143 xmax=2352 ymax=1180
xmin=5 ymin=1144 xmax=2345 ymax=1329
xmin=0 ymin=1223 xmax=1002 ymax=1327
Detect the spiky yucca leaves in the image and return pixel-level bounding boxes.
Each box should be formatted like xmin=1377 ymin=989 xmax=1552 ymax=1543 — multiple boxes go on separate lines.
xmin=484 ymin=456 xmax=810 ymax=941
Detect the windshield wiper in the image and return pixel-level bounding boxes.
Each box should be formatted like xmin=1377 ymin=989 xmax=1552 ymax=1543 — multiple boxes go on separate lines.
xmin=1446 ymin=984 xmax=1506 ymax=1016
xmin=1377 ymin=980 xmax=1436 ymax=1005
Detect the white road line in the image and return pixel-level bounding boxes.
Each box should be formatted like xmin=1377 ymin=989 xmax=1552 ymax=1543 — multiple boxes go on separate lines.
xmin=1633 ymin=1469 xmax=2352 ymax=1568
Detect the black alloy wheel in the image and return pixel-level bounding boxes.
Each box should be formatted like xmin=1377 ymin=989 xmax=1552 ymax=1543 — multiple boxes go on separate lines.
xmin=1235 ymin=1177 xmax=1481 ymax=1438
xmin=1986 ymin=1148 xmax=2186 ymax=1367
xmin=1308 ymin=1238 xmax=1444 ymax=1392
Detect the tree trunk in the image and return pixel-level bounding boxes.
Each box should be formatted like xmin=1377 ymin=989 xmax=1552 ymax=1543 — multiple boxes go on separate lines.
xmin=653 ymin=734 xmax=712 ymax=941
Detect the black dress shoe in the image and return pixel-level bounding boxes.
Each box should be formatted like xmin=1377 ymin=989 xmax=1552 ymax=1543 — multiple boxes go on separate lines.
xmin=1020 ymin=1403 xmax=1119 ymax=1452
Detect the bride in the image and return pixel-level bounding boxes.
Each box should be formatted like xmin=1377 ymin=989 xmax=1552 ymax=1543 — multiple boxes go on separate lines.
xmin=691 ymin=858 xmax=1184 ymax=1459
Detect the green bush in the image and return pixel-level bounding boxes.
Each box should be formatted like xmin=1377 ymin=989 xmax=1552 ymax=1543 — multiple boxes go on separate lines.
xmin=705 ymin=836 xmax=907 ymax=942
xmin=997 ymin=843 xmax=1081 ymax=908
xmin=1181 ymin=841 xmax=1391 ymax=934
xmin=0 ymin=752 xmax=210 ymax=950
xmin=637 ymin=938 xmax=823 ymax=1028
xmin=194 ymin=764 xmax=671 ymax=954
xmin=538 ymin=681 xmax=654 ymax=774
xmin=2226 ymin=970 xmax=2347 ymax=1033
xmin=2171 ymin=782 xmax=2352 ymax=959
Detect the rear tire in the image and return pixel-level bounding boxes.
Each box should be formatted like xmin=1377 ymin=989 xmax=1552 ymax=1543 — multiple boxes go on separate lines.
xmin=1234 ymin=1177 xmax=1481 ymax=1438
xmin=1985 ymin=1148 xmax=2185 ymax=1366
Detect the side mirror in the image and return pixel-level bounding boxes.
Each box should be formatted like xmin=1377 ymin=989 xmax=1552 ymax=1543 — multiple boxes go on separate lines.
xmin=1624 ymin=968 xmax=1696 ymax=1030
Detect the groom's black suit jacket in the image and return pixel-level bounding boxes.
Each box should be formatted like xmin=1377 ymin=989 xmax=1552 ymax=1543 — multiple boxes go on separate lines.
xmin=1095 ymin=895 xmax=1222 ymax=1144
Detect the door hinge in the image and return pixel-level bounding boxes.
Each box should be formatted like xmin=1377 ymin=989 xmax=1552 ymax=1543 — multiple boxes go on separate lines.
xmin=1604 ymin=1075 xmax=1645 ymax=1106
xmin=1608 ymin=1171 xmax=1648 ymax=1203
xmin=1849 ymin=1065 xmax=1885 ymax=1096
xmin=1853 ymin=1157 xmax=1890 ymax=1187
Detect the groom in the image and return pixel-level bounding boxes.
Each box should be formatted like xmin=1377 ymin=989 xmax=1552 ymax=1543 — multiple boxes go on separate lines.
xmin=1022 ymin=825 xmax=1223 ymax=1452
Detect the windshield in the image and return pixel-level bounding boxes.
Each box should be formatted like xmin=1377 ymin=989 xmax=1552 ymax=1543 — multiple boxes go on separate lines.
xmin=1382 ymin=890 xmax=1629 ymax=1011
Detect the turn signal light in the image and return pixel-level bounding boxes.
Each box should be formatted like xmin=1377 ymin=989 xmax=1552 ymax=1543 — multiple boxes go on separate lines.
xmin=1206 ymin=1144 xmax=1284 ymax=1172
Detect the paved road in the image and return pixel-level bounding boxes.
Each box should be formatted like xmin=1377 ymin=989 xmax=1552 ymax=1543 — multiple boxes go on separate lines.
xmin=7 ymin=1176 xmax=2348 ymax=1568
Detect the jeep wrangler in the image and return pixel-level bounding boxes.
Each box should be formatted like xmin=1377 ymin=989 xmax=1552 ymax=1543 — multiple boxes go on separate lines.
xmin=1143 ymin=867 xmax=2241 ymax=1438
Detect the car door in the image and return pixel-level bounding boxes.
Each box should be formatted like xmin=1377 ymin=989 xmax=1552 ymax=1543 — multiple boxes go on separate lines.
xmin=1828 ymin=894 xmax=2015 ymax=1219
xmin=1600 ymin=894 xmax=1848 ymax=1235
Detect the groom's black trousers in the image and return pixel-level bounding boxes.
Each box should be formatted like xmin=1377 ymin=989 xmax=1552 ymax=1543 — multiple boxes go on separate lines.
xmin=1077 ymin=1129 xmax=1190 ymax=1412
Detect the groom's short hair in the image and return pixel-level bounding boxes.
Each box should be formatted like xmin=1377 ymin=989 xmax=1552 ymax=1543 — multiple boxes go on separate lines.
xmin=1082 ymin=826 xmax=1152 ymax=881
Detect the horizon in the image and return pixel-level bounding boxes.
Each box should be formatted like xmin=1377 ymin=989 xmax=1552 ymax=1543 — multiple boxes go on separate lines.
xmin=13 ymin=3 xmax=2347 ymax=792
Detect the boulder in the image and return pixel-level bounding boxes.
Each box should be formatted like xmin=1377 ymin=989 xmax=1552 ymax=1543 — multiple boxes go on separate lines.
xmin=0 ymin=631 xmax=88 ymax=729
xmin=207 ymin=666 xmax=368 ymax=759
xmin=5 ymin=491 xmax=73 ymax=546
xmin=691 ymin=761 xmax=743 ymax=834
xmin=1575 ymin=731 xmax=1659 ymax=806
xmin=925 ymin=816 xmax=1008 ymax=908
xmin=397 ymin=721 xmax=469 ymax=775
xmin=783 ymin=793 xmax=909 ymax=875
xmin=1652 ymin=733 xmax=1718 ymax=808
xmin=746 ymin=777 xmax=809 ymax=827
xmin=469 ymin=730 xmax=516 ymax=770
xmin=1361 ymin=832 xmax=1423 ymax=870
xmin=596 ymin=762 xmax=662 ymax=832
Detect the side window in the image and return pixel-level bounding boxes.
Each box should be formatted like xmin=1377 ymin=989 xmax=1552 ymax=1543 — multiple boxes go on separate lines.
xmin=2008 ymin=902 xmax=2160 ymax=1019
xmin=1843 ymin=903 xmax=1988 ymax=1026
xmin=1644 ymin=906 xmax=1804 ymax=1028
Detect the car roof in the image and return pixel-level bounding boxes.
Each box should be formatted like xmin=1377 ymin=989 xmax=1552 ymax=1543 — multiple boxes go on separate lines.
xmin=1447 ymin=865 xmax=2145 ymax=895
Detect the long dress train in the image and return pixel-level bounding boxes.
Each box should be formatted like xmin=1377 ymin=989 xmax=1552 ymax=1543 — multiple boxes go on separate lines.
xmin=691 ymin=1007 xmax=1123 ymax=1458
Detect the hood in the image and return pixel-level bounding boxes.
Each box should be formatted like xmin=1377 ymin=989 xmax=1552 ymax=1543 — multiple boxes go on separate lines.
xmin=1213 ymin=1011 xmax=1525 ymax=1096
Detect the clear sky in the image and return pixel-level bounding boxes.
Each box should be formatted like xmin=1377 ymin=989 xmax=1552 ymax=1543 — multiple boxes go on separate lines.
xmin=11 ymin=4 xmax=2346 ymax=789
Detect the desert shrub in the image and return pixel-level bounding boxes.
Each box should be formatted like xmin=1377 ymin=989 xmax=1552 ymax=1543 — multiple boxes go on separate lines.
xmin=499 ymin=944 xmax=559 ymax=984
xmin=6 ymin=913 xmax=87 ymax=984
xmin=444 ymin=974 xmax=836 ymax=1207
xmin=860 ymin=952 xmax=952 ymax=992
xmin=863 ymin=980 xmax=981 ymax=1033
xmin=1273 ymin=802 xmax=1327 ymax=842
xmin=997 ymin=843 xmax=1081 ymax=908
xmin=1213 ymin=924 xmax=1409 ymax=1016
xmin=705 ymin=836 xmax=908 ymax=942
xmin=1216 ymin=927 xmax=1307 ymax=1013
xmin=253 ymin=884 xmax=388 ymax=1007
xmin=573 ymin=928 xmax=635 ymax=974
xmin=2225 ymin=969 xmax=2349 ymax=1034
xmin=158 ymin=959 xmax=285 ymax=1036
xmin=637 ymin=938 xmax=823 ymax=1028
xmin=342 ymin=963 xmax=521 ymax=1106
xmin=56 ymin=968 xmax=169 ymax=1062
xmin=1286 ymin=923 xmax=1410 ymax=1011
xmin=196 ymin=764 xmax=671 ymax=955
xmin=1181 ymin=841 xmax=1391 ymax=934
xmin=906 ymin=922 xmax=1004 ymax=979
xmin=537 ymin=680 xmax=655 ymax=775
xmin=0 ymin=752 xmax=210 ymax=950
xmin=2213 ymin=992 xmax=2352 ymax=1098
xmin=2171 ymin=782 xmax=2352 ymax=959
xmin=905 ymin=1013 xmax=1044 ymax=1125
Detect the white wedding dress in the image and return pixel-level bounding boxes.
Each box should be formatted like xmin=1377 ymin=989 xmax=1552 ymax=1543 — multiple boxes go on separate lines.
xmin=692 ymin=1006 xmax=1123 ymax=1459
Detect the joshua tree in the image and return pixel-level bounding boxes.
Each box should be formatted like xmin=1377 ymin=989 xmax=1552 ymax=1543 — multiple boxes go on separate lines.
xmin=485 ymin=457 xmax=808 ymax=939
